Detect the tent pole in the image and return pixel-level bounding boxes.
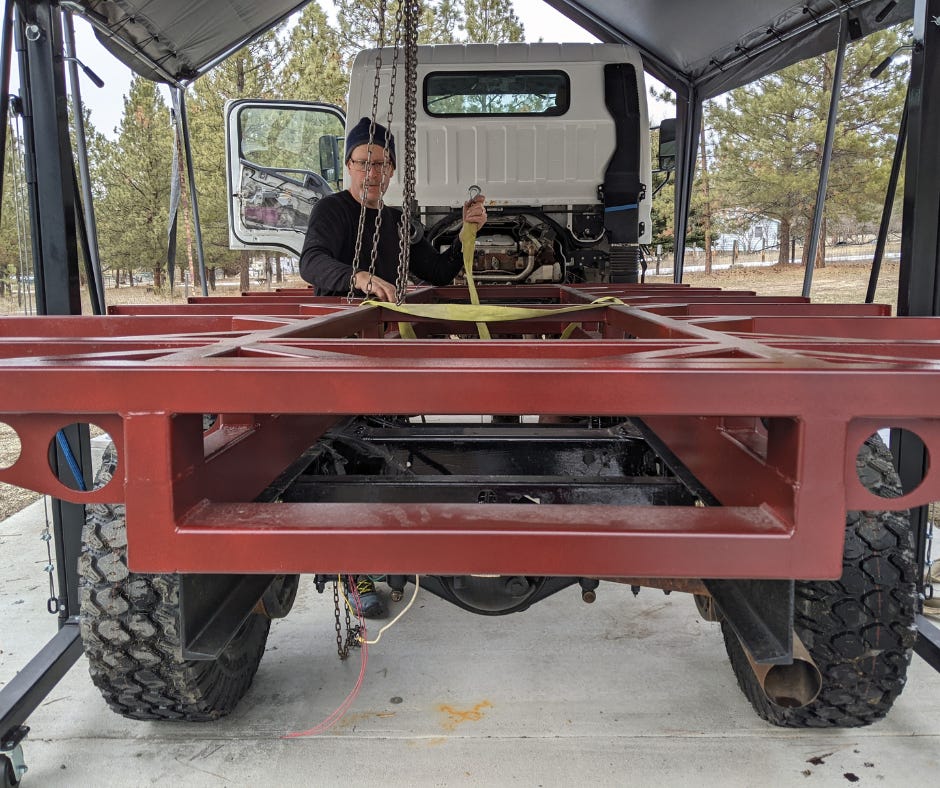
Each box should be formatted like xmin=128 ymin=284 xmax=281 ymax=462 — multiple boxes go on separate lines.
xmin=673 ymin=84 xmax=701 ymax=283
xmin=866 ymin=83 xmax=908 ymax=304
xmin=801 ymin=12 xmax=848 ymax=298
xmin=62 ymin=8 xmax=104 ymax=313
xmin=174 ymin=85 xmax=208 ymax=296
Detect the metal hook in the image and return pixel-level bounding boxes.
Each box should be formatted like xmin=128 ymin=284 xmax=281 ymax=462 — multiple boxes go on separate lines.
xmin=467 ymin=184 xmax=481 ymax=202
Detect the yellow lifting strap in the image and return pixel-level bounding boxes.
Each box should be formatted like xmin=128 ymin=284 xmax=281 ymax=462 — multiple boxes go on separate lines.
xmin=365 ymin=295 xmax=626 ymax=327
xmin=459 ymin=221 xmax=491 ymax=339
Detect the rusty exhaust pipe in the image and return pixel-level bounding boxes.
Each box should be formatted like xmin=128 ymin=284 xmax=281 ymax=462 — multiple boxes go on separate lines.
xmin=743 ymin=633 xmax=822 ymax=709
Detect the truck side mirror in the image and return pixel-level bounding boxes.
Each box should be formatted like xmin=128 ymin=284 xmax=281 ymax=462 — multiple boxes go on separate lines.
xmin=658 ymin=118 xmax=677 ymax=172
xmin=319 ymin=135 xmax=341 ymax=187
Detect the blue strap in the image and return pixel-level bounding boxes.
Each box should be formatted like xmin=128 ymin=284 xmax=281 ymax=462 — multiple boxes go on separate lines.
xmin=605 ymin=203 xmax=638 ymax=213
xmin=56 ymin=431 xmax=87 ymax=492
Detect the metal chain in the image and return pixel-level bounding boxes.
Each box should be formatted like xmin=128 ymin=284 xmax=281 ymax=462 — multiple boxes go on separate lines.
xmin=41 ymin=497 xmax=59 ymax=614
xmin=348 ymin=0 xmax=390 ymax=300
xmin=332 ymin=577 xmax=360 ymax=659
xmin=395 ymin=0 xmax=421 ymax=304
xmin=361 ymin=2 xmax=405 ymax=294
xmin=925 ymin=517 xmax=935 ymax=601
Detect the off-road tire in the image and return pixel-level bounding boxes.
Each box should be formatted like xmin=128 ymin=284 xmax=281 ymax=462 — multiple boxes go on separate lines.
xmin=78 ymin=444 xmax=271 ymax=721
xmin=720 ymin=435 xmax=918 ymax=727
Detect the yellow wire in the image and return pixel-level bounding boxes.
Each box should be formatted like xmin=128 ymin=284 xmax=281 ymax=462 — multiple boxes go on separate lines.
xmin=337 ymin=574 xmax=423 ymax=645
xmin=338 ymin=574 xmax=358 ymax=618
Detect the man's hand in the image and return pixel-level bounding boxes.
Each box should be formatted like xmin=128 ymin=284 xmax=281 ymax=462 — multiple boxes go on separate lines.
xmin=353 ymin=270 xmax=397 ymax=301
xmin=462 ymin=194 xmax=487 ymax=229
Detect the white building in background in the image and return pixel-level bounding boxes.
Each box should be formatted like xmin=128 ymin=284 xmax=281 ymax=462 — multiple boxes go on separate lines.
xmin=714 ymin=216 xmax=780 ymax=253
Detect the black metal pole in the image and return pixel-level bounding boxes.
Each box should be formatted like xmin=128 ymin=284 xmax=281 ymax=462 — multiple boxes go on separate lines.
xmin=0 ymin=623 xmax=82 ymax=742
xmin=0 ymin=0 xmax=14 ymax=203
xmin=62 ymin=8 xmax=105 ymax=314
xmin=72 ymin=163 xmax=103 ymax=314
xmin=866 ymin=84 xmax=909 ymax=304
xmin=802 ymin=13 xmax=848 ymax=298
xmin=1 ymin=0 xmax=90 ymax=749
xmin=896 ymin=0 xmax=940 ymax=672
xmin=14 ymin=0 xmax=89 ymax=616
xmin=673 ymin=84 xmax=701 ymax=283
xmin=174 ymin=86 xmax=209 ymax=296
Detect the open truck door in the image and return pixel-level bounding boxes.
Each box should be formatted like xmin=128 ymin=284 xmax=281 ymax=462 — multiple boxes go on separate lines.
xmin=226 ymin=99 xmax=346 ymax=256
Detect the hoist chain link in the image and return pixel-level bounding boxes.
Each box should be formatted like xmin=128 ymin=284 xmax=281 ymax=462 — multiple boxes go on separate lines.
xmin=362 ymin=1 xmax=405 ymax=295
xmin=348 ymin=0 xmax=390 ymax=300
xmin=332 ymin=577 xmax=361 ymax=659
xmin=395 ymin=0 xmax=421 ymax=304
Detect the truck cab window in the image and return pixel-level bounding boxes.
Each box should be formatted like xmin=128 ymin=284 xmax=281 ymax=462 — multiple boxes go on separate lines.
xmin=424 ymin=71 xmax=569 ymax=116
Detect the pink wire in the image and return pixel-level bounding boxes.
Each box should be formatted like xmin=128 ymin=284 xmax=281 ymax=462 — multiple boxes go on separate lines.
xmin=283 ymin=576 xmax=369 ymax=738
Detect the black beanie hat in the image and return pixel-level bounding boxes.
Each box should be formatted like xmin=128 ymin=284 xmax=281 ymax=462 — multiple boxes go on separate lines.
xmin=345 ymin=117 xmax=396 ymax=167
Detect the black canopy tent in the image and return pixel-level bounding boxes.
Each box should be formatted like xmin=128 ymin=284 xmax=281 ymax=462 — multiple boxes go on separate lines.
xmin=61 ymin=0 xmax=916 ymax=280
xmin=67 ymin=0 xmax=911 ymax=97
xmin=2 ymin=0 xmax=939 ymax=761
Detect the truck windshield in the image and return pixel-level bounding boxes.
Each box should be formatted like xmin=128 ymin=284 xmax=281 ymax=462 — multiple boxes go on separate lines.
xmin=424 ymin=70 xmax=569 ymax=117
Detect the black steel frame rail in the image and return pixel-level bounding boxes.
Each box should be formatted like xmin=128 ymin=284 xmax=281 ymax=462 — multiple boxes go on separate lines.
xmin=0 ymin=622 xmax=82 ymax=740
xmin=1 ymin=0 xmax=88 ymax=747
xmin=897 ymin=0 xmax=940 ymax=672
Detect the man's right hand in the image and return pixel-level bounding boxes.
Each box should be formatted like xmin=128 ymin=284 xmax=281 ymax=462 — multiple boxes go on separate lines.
xmin=353 ymin=270 xmax=397 ymax=301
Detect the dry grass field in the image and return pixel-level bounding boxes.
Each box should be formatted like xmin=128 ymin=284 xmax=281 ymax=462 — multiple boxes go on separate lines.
xmin=0 ymin=260 xmax=905 ymax=521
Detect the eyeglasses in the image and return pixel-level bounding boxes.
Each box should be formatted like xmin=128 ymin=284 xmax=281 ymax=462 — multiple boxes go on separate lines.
xmin=348 ymin=159 xmax=394 ymax=173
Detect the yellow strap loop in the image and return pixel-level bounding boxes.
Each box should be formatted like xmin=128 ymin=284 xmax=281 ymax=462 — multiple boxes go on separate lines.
xmin=459 ymin=222 xmax=491 ymax=339
xmin=361 ymin=299 xmax=619 ymax=323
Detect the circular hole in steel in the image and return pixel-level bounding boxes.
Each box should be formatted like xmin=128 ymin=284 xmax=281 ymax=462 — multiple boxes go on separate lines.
xmin=856 ymin=428 xmax=927 ymax=499
xmin=0 ymin=421 xmax=22 ymax=469
xmin=46 ymin=423 xmax=114 ymax=492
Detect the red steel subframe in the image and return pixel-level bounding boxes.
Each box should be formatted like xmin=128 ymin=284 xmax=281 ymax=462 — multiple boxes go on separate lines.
xmin=0 ymin=283 xmax=936 ymax=580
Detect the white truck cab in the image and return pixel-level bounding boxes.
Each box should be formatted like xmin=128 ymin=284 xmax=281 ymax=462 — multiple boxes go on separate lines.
xmin=227 ymin=42 xmax=654 ymax=283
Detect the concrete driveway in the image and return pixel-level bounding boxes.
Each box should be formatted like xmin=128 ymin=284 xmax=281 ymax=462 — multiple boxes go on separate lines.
xmin=2 ymin=498 xmax=940 ymax=787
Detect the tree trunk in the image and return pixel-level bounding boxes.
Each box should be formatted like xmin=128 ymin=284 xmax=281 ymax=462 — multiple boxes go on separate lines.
xmin=816 ymin=215 xmax=827 ymax=269
xmin=240 ymin=251 xmax=250 ymax=291
xmin=801 ymin=216 xmax=827 ymax=269
xmin=699 ymin=121 xmax=713 ymax=274
xmin=153 ymin=264 xmax=162 ymax=289
xmin=776 ymin=219 xmax=790 ymax=267
xmin=264 ymin=253 xmax=273 ymax=290
xmin=275 ymin=255 xmax=283 ymax=283
xmin=209 ymin=266 xmax=216 ymax=290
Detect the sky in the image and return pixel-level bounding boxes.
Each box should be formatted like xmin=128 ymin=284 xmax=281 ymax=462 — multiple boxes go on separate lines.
xmin=20 ymin=0 xmax=671 ymax=138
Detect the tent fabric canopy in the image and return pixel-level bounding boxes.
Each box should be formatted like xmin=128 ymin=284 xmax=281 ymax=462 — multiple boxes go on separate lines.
xmin=71 ymin=0 xmax=912 ymax=96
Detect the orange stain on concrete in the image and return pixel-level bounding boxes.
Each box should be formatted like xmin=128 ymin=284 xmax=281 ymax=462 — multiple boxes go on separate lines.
xmin=437 ymin=700 xmax=493 ymax=731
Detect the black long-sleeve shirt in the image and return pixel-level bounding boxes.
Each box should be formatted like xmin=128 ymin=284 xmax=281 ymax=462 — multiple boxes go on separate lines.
xmin=299 ymin=190 xmax=464 ymax=296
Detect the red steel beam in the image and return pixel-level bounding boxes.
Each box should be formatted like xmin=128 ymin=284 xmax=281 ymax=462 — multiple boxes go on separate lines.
xmin=0 ymin=284 xmax=937 ymax=579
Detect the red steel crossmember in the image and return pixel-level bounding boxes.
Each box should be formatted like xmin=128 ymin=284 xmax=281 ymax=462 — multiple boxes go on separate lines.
xmin=1 ymin=283 xmax=938 ymax=579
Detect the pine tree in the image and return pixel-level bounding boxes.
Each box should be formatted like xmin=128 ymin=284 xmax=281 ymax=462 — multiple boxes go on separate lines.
xmin=280 ymin=1 xmax=349 ymax=107
xmin=187 ymin=31 xmax=285 ymax=290
xmin=709 ymin=28 xmax=908 ymax=267
xmin=422 ymin=0 xmax=463 ymax=43
xmin=0 ymin=129 xmax=30 ymax=307
xmin=463 ymin=0 xmax=524 ymax=43
xmin=96 ymin=77 xmax=174 ymax=288
xmin=335 ymin=0 xmax=461 ymax=58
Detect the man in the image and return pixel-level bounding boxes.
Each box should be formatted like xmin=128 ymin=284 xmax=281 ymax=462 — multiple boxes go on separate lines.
xmin=300 ymin=119 xmax=486 ymax=617
xmin=300 ymin=117 xmax=486 ymax=301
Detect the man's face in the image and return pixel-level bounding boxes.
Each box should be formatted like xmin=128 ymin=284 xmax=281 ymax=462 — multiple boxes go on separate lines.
xmin=346 ymin=143 xmax=395 ymax=208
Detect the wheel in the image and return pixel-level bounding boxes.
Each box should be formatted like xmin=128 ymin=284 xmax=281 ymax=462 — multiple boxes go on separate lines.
xmin=1 ymin=755 xmax=20 ymax=788
xmin=78 ymin=444 xmax=271 ymax=721
xmin=720 ymin=435 xmax=918 ymax=727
